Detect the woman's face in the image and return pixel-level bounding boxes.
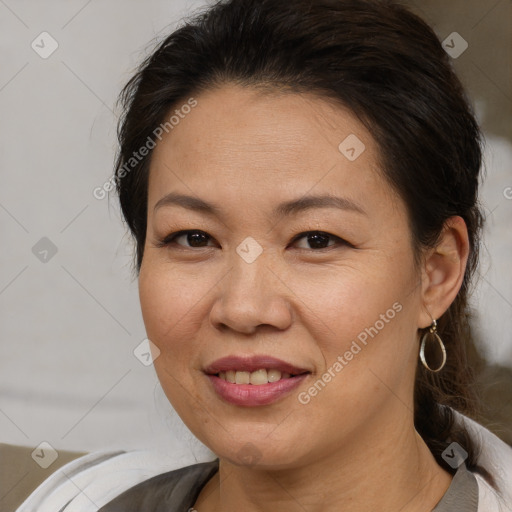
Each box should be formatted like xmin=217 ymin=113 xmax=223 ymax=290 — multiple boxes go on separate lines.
xmin=139 ymin=84 xmax=426 ymax=468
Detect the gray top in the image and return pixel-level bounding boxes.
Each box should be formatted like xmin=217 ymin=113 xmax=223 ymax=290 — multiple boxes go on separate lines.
xmin=97 ymin=458 xmax=479 ymax=511
xmin=433 ymin=461 xmax=479 ymax=511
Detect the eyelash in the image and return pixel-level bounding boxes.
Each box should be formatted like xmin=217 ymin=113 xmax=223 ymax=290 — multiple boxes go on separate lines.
xmin=155 ymin=229 xmax=353 ymax=252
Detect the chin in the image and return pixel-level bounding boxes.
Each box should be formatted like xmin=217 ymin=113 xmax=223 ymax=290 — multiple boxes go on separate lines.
xmin=207 ymin=433 xmax=308 ymax=469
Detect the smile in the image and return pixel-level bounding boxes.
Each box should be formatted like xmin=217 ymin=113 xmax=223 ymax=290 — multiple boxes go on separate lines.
xmin=206 ymin=372 xmax=310 ymax=406
xmin=216 ymin=368 xmax=300 ymax=384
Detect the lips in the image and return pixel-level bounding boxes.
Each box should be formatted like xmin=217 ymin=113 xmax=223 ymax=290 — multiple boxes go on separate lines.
xmin=203 ymin=355 xmax=310 ymax=376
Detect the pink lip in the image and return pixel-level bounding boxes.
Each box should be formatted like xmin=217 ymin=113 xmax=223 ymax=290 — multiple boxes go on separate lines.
xmin=207 ymin=373 xmax=309 ymax=406
xmin=203 ymin=355 xmax=310 ymax=375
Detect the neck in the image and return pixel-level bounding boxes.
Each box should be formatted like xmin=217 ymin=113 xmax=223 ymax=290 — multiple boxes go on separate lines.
xmin=195 ymin=410 xmax=453 ymax=512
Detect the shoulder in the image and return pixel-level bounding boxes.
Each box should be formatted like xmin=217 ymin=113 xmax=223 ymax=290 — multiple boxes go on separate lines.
xmin=9 ymin=412 xmax=511 ymax=512
xmin=12 ymin=444 xmax=207 ymax=512
xmin=0 ymin=442 xmax=87 ymax=512
xmin=98 ymin=458 xmax=219 ymax=511
xmin=451 ymin=409 xmax=512 ymax=511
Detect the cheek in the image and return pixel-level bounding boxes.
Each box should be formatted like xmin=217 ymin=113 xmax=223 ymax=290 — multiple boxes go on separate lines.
xmin=307 ymin=260 xmax=419 ymax=393
xmin=138 ymin=267 xmax=207 ymax=409
xmin=139 ymin=269 xmax=169 ymax=341
xmin=138 ymin=265 xmax=197 ymax=356
xmin=139 ymin=244 xmax=230 ymax=381
xmin=138 ymin=258 xmax=225 ymax=385
xmin=299 ymin=264 xmax=405 ymax=350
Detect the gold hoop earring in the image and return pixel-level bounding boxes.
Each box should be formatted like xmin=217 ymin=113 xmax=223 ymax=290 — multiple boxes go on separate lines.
xmin=419 ymin=319 xmax=446 ymax=372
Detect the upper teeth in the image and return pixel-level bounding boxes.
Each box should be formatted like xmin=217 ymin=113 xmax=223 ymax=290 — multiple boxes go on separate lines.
xmin=218 ymin=369 xmax=292 ymax=385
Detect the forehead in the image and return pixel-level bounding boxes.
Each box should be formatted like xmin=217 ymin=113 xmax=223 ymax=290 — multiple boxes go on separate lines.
xmin=147 ymin=84 xmax=397 ymax=215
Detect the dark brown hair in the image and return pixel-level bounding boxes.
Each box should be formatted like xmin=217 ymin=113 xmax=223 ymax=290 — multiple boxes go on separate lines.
xmin=112 ymin=0 xmax=497 ymax=490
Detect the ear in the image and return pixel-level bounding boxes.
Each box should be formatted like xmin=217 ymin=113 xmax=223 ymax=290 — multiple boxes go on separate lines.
xmin=418 ymin=216 xmax=470 ymax=329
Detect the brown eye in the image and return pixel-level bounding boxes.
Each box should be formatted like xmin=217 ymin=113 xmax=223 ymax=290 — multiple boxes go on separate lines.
xmin=157 ymin=230 xmax=216 ymax=249
xmin=291 ymin=231 xmax=350 ymax=250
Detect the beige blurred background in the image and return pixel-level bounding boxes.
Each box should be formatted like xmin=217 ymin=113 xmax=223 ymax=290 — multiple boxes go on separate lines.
xmin=0 ymin=0 xmax=510 ymax=467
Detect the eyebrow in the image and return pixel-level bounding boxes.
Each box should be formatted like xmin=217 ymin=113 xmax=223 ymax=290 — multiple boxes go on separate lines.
xmin=153 ymin=192 xmax=367 ymax=217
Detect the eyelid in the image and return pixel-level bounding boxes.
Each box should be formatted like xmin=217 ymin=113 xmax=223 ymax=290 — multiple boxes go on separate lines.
xmin=290 ymin=231 xmax=354 ymax=250
xmin=155 ymin=229 xmax=216 ymax=249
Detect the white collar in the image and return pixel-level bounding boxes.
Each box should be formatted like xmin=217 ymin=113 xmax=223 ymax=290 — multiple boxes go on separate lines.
xmin=452 ymin=408 xmax=512 ymax=510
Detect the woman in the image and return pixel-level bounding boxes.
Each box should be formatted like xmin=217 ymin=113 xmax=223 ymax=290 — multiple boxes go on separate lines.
xmin=13 ymin=0 xmax=512 ymax=510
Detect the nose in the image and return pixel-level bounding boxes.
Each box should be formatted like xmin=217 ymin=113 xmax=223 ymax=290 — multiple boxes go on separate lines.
xmin=209 ymin=249 xmax=293 ymax=335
